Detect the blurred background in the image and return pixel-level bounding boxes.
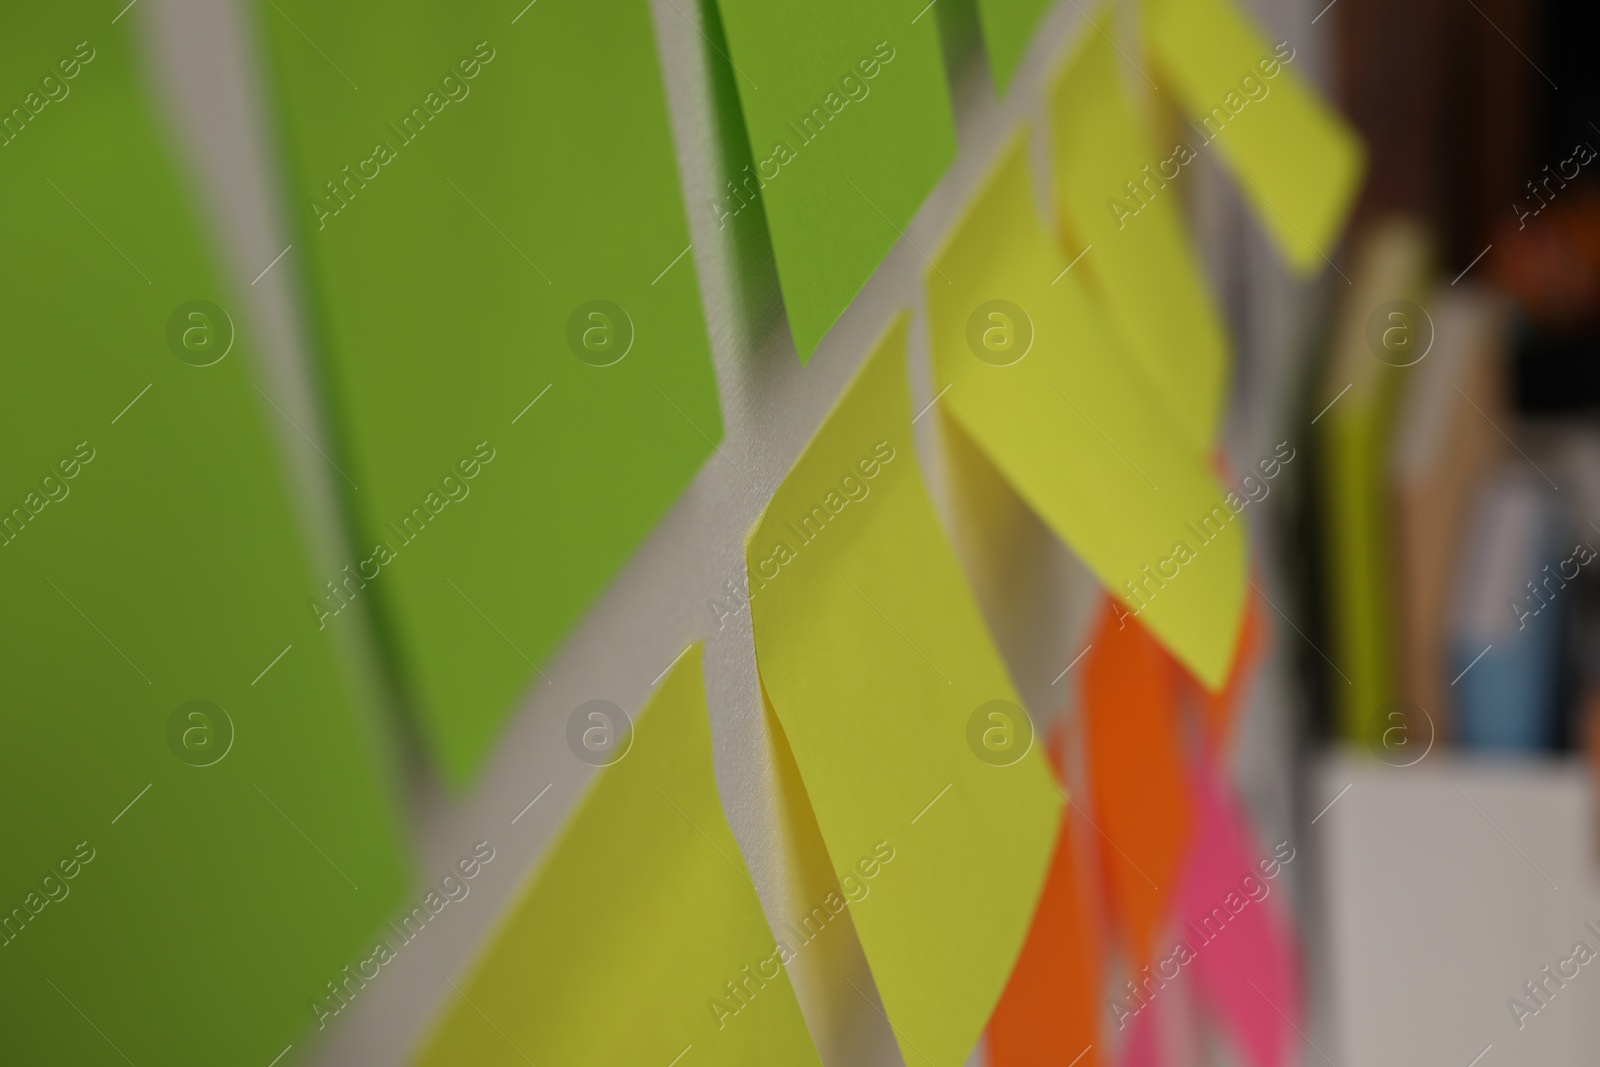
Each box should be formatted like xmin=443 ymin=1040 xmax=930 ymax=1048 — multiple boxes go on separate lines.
xmin=1293 ymin=1 xmax=1600 ymax=1062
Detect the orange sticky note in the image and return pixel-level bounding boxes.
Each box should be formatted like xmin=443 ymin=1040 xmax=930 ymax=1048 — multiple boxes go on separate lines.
xmin=1197 ymin=585 xmax=1264 ymax=757
xmin=989 ymin=738 xmax=1103 ymax=1067
xmin=1082 ymin=597 xmax=1189 ymax=967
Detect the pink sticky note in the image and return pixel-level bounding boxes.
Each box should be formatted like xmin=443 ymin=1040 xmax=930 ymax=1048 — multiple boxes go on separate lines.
xmin=1171 ymin=774 xmax=1301 ymax=1067
xmin=1118 ymin=996 xmax=1162 ymax=1067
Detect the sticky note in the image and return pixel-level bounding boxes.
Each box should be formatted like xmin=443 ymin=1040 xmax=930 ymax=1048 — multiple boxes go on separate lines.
xmin=974 ymin=0 xmax=1053 ymax=92
xmin=926 ymin=128 xmax=1246 ymax=688
xmin=1196 ymin=585 xmax=1264 ymax=756
xmin=1142 ymin=0 xmax=1364 ymax=273
xmin=1082 ymin=600 xmax=1189 ymax=968
xmin=747 ymin=314 xmax=1060 ymax=1066
xmin=258 ymin=0 xmax=722 ymax=783
xmin=1171 ymin=775 xmax=1301 ymax=1067
xmin=1121 ymin=1003 xmax=1163 ymax=1067
xmin=0 ymin=13 xmax=406 ymax=1066
xmin=988 ymin=739 xmax=1103 ymax=1067
xmin=414 ymin=645 xmax=820 ymax=1067
xmin=711 ymin=0 xmax=955 ymax=359
xmin=1048 ymin=5 xmax=1228 ymax=449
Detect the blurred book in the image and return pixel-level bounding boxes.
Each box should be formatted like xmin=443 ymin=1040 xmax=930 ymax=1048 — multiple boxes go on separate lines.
xmin=1388 ymin=286 xmax=1509 ymax=739
xmin=1449 ymin=468 xmax=1565 ymax=750
xmin=1317 ymin=219 xmax=1433 ymax=745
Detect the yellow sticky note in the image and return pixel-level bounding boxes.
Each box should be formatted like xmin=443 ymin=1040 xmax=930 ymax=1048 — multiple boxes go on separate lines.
xmin=1143 ymin=0 xmax=1364 ymax=273
xmin=1049 ymin=4 xmax=1228 ymax=449
xmin=413 ymin=645 xmax=820 ymax=1067
xmin=925 ymin=129 xmax=1246 ymax=689
xmin=747 ymin=314 xmax=1060 ymax=1066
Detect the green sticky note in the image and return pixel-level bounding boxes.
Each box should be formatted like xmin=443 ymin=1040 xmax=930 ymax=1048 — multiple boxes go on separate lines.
xmin=974 ymin=0 xmax=1053 ymax=91
xmin=414 ymin=644 xmax=822 ymax=1067
xmin=747 ymin=314 xmax=1061 ymax=1065
xmin=1143 ymin=0 xmax=1364 ymax=273
xmin=711 ymin=0 xmax=956 ymax=359
xmin=257 ymin=0 xmax=723 ymax=784
xmin=0 ymin=13 xmax=406 ymax=1067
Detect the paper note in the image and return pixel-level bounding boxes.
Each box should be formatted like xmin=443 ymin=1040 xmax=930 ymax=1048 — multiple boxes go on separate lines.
xmin=0 ymin=12 xmax=406 ymax=1065
xmin=926 ymin=128 xmax=1246 ymax=688
xmin=974 ymin=0 xmax=1054 ymax=92
xmin=711 ymin=0 xmax=955 ymax=359
xmin=1119 ymin=1001 xmax=1162 ymax=1067
xmin=1142 ymin=0 xmax=1364 ymax=273
xmin=1172 ymin=775 xmax=1300 ymax=1067
xmin=747 ymin=314 xmax=1060 ymax=1065
xmin=1197 ymin=586 xmax=1264 ymax=756
xmin=1048 ymin=5 xmax=1228 ymax=449
xmin=258 ymin=0 xmax=722 ymax=783
xmin=414 ymin=645 xmax=820 ymax=1067
xmin=988 ymin=738 xmax=1103 ymax=1067
xmin=1082 ymin=600 xmax=1189 ymax=968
